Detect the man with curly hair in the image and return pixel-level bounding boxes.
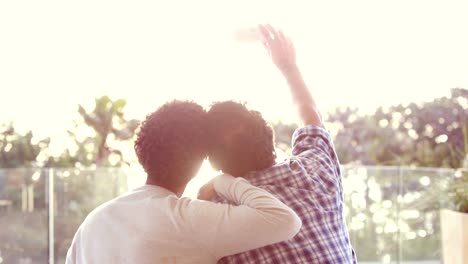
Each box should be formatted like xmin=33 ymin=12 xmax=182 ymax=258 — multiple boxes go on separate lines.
xmin=65 ymin=101 xmax=301 ymax=264
xmin=202 ymin=25 xmax=357 ymax=263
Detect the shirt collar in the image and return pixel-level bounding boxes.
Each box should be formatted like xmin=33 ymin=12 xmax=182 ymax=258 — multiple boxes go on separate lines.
xmin=135 ymin=184 xmax=176 ymax=196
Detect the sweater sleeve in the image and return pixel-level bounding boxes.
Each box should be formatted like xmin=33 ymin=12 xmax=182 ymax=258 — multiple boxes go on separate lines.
xmin=186 ymin=174 xmax=302 ymax=259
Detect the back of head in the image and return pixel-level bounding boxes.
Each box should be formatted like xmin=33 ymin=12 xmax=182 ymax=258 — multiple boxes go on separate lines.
xmin=134 ymin=101 xmax=207 ymax=190
xmin=207 ymin=101 xmax=276 ymax=177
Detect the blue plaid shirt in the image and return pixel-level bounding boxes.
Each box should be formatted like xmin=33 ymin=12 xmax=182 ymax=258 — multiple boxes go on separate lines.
xmin=213 ymin=125 xmax=357 ymax=263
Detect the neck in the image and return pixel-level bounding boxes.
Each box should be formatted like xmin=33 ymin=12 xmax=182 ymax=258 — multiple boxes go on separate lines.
xmin=146 ymin=178 xmax=186 ymax=197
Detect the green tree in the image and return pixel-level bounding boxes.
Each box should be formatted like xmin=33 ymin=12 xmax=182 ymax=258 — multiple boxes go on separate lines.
xmin=272 ymin=121 xmax=298 ymax=153
xmin=77 ymin=96 xmax=140 ymax=166
xmin=0 ymin=123 xmax=49 ymax=168
xmin=48 ymin=96 xmax=140 ymax=167
xmin=328 ymin=88 xmax=467 ymax=168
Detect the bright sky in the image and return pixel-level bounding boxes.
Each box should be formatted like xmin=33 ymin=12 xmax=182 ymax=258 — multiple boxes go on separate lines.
xmin=1 ymin=0 xmax=467 ymax=196
xmin=1 ymin=0 xmax=467 ymax=137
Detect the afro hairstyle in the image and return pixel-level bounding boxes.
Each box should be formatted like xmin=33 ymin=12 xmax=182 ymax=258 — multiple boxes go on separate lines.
xmin=207 ymin=101 xmax=276 ymax=177
xmin=134 ymin=100 xmax=208 ymax=188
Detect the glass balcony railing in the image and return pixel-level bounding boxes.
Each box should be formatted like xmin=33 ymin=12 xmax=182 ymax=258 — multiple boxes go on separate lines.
xmin=342 ymin=166 xmax=454 ymax=264
xmin=0 ymin=166 xmax=457 ymax=263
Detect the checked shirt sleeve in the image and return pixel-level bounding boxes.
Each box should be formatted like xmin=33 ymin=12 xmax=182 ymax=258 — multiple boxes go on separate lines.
xmin=292 ymin=126 xmax=338 ymax=162
xmin=291 ymin=125 xmax=342 ymax=195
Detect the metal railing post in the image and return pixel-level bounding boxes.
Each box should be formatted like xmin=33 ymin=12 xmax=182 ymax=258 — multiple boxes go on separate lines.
xmin=48 ymin=168 xmax=55 ymax=264
xmin=397 ymin=166 xmax=403 ymax=264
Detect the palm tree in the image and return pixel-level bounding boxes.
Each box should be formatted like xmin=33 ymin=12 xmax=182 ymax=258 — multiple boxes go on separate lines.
xmin=77 ymin=96 xmax=140 ymax=166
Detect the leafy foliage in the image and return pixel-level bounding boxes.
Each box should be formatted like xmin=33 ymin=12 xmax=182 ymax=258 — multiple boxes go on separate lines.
xmin=0 ymin=123 xmax=49 ymax=168
xmin=47 ymin=96 xmax=140 ymax=167
xmin=442 ymin=169 xmax=468 ymax=213
xmin=327 ymin=88 xmax=467 ymax=168
xmin=272 ymin=121 xmax=298 ymax=153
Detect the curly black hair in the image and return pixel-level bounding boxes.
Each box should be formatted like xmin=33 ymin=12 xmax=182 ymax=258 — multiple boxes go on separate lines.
xmin=134 ymin=101 xmax=207 ymax=189
xmin=207 ymin=101 xmax=276 ymax=177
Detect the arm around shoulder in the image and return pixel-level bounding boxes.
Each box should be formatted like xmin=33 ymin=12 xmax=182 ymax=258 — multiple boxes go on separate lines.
xmin=190 ymin=174 xmax=302 ymax=259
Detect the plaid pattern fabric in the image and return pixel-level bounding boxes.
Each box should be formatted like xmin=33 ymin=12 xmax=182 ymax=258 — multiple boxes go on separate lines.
xmin=212 ymin=125 xmax=357 ymax=264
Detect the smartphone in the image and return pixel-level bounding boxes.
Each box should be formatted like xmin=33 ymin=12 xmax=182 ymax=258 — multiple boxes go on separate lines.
xmin=233 ymin=27 xmax=265 ymax=43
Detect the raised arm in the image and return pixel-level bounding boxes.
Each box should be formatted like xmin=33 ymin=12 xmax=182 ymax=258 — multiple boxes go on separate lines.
xmin=192 ymin=174 xmax=302 ymax=259
xmin=259 ymin=24 xmax=324 ymax=128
